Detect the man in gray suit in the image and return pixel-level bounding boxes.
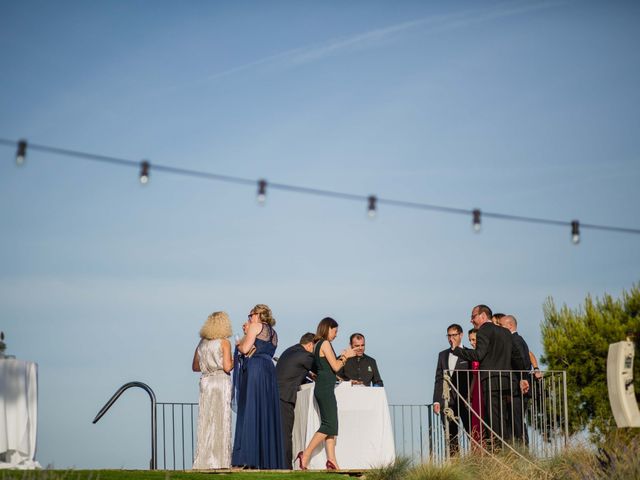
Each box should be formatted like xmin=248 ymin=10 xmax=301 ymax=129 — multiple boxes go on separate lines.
xmin=275 ymin=333 xmax=315 ymax=469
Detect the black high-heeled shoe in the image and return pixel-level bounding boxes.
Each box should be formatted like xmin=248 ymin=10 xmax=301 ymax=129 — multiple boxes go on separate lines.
xmin=295 ymin=451 xmax=307 ymax=470
xmin=326 ymin=459 xmax=338 ymax=470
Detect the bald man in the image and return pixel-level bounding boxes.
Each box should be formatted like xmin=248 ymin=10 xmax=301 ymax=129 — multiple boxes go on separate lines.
xmin=499 ymin=314 xmax=532 ymax=445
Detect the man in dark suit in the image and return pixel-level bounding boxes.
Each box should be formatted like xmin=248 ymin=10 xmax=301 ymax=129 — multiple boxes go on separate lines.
xmin=452 ymin=305 xmax=527 ymax=450
xmin=499 ymin=314 xmax=532 ymax=445
xmin=275 ymin=332 xmax=315 ymax=469
xmin=433 ymin=323 xmax=471 ymax=455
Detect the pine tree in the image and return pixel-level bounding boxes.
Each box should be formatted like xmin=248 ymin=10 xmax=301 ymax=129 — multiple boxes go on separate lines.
xmin=540 ymin=283 xmax=640 ymax=441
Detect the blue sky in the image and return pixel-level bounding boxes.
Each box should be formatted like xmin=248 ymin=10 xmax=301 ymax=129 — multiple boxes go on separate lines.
xmin=1 ymin=0 xmax=639 ymax=469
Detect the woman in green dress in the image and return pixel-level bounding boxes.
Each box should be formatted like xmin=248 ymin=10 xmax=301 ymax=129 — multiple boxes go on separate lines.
xmin=296 ymin=317 xmax=355 ymax=470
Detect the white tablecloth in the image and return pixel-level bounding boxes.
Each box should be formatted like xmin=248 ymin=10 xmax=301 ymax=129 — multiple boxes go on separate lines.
xmin=292 ymin=382 xmax=395 ymax=470
xmin=0 ymin=359 xmax=40 ymax=469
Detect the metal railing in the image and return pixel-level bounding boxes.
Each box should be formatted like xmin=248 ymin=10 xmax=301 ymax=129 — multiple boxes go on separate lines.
xmin=426 ymin=369 xmax=569 ymax=463
xmin=157 ymin=402 xmax=433 ymax=470
xmin=95 ymin=369 xmax=568 ymax=470
xmin=156 ymin=402 xmax=199 ymax=470
xmin=389 ymin=404 xmax=434 ymax=463
xmin=92 ymin=381 xmax=158 ymax=469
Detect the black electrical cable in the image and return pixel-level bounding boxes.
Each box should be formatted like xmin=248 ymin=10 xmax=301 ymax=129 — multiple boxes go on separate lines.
xmin=1 ymin=137 xmax=638 ymax=236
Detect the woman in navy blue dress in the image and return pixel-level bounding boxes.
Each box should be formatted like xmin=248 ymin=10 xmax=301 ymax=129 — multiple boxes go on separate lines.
xmin=232 ymin=304 xmax=285 ymax=469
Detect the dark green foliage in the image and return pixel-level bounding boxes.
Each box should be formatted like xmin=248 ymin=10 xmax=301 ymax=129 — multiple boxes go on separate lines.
xmin=540 ymin=283 xmax=640 ymax=441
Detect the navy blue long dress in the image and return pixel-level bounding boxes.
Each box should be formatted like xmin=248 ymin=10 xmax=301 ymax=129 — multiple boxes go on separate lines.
xmin=232 ymin=323 xmax=285 ymax=469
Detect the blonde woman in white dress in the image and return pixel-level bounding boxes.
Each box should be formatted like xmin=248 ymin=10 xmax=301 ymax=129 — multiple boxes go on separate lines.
xmin=192 ymin=311 xmax=233 ymax=469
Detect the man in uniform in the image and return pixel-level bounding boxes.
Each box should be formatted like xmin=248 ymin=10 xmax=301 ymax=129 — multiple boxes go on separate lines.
xmin=338 ymin=333 xmax=383 ymax=386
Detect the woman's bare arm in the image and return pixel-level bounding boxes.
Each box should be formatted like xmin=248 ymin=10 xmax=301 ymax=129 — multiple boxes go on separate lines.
xmin=192 ymin=346 xmax=200 ymax=372
xmin=221 ymin=338 xmax=233 ymax=373
xmin=321 ymin=341 xmax=354 ymax=373
xmin=238 ymin=322 xmax=261 ymax=354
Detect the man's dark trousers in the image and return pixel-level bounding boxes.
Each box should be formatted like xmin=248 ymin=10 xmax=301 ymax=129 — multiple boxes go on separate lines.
xmin=279 ymin=399 xmax=295 ymax=468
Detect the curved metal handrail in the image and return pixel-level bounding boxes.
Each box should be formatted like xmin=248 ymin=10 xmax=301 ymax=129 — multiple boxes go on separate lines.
xmin=92 ymin=381 xmax=157 ymax=470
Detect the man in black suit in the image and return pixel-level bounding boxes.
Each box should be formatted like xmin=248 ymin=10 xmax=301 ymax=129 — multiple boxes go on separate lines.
xmin=275 ymin=332 xmax=315 ymax=469
xmin=452 ymin=305 xmax=527 ymax=450
xmin=433 ymin=323 xmax=471 ymax=455
xmin=499 ymin=314 xmax=532 ymax=445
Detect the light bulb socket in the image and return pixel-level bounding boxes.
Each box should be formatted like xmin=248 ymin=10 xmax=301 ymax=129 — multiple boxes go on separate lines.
xmin=472 ymin=209 xmax=481 ymax=233
xmin=257 ymin=179 xmax=267 ymax=204
xmin=16 ymin=139 xmax=27 ymax=166
xmin=139 ymin=160 xmax=150 ymax=184
xmin=367 ymin=195 xmax=377 ymax=218
xmin=571 ymin=220 xmax=580 ymax=244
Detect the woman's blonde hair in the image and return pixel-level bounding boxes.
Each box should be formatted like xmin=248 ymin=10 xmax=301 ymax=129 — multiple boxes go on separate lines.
xmin=199 ymin=311 xmax=232 ymax=340
xmin=251 ymin=304 xmax=276 ymax=326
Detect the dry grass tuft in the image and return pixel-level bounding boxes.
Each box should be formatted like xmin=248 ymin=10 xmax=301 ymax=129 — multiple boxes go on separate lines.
xmin=363 ymin=456 xmax=412 ymax=480
xmin=366 ymin=435 xmax=640 ymax=480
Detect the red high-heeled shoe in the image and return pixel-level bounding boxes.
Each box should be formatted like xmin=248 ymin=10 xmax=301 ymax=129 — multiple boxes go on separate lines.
xmin=326 ymin=459 xmax=338 ymax=470
xmin=295 ymin=451 xmax=307 ymax=470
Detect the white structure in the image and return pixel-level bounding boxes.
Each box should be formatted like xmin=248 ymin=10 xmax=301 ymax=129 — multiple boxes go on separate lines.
xmin=607 ymin=340 xmax=640 ymax=428
xmin=292 ymin=382 xmax=395 ymax=470
xmin=0 ymin=336 xmax=41 ymax=469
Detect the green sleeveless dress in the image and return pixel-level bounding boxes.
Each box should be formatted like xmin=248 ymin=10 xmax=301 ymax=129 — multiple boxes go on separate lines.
xmin=313 ymin=339 xmax=338 ymax=435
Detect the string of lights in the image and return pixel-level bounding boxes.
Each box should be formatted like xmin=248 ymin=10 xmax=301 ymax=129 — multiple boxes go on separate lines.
xmin=2 ymin=137 xmax=640 ymax=244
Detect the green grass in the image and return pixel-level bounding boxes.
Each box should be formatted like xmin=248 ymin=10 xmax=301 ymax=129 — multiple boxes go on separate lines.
xmin=0 ymin=470 xmax=355 ymax=480
xmin=4 ymin=435 xmax=640 ymax=480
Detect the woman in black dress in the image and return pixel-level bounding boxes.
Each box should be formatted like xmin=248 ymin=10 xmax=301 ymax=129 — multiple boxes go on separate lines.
xmin=296 ymin=317 xmax=355 ymax=470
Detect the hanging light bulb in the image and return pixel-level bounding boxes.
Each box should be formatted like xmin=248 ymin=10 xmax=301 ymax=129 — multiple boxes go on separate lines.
xmin=16 ymin=140 xmax=27 ymax=166
xmin=571 ymin=220 xmax=580 ymax=244
xmin=257 ymin=179 xmax=267 ymax=204
xmin=367 ymin=195 xmax=377 ymax=219
xmin=139 ymin=160 xmax=150 ymax=184
xmin=472 ymin=209 xmax=481 ymax=233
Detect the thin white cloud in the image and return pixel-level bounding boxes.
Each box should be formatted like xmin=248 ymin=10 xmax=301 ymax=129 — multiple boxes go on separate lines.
xmin=204 ymin=0 xmax=566 ymax=80
xmin=144 ymin=1 xmax=566 ymax=97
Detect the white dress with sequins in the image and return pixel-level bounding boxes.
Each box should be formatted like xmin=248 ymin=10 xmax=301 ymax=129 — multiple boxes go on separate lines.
xmin=192 ymin=338 xmax=232 ymax=469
